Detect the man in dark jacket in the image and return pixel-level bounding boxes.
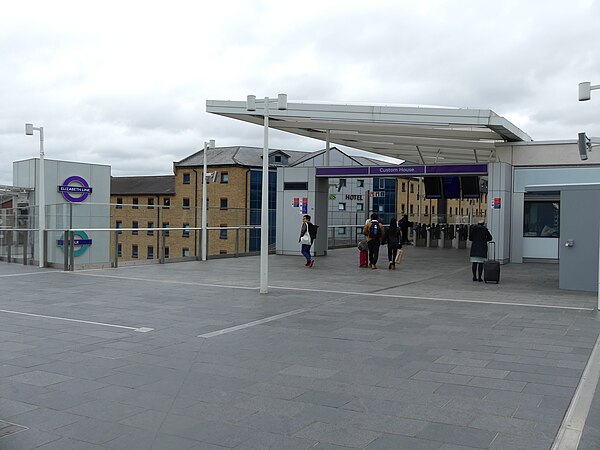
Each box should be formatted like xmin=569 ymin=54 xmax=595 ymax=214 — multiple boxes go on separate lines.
xmin=469 ymin=219 xmax=492 ymax=281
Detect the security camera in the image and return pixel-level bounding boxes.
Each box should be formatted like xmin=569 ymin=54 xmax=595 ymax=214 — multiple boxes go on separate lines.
xmin=578 ymin=132 xmax=591 ymax=161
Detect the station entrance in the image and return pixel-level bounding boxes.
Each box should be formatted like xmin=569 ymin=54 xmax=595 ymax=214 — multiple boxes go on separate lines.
xmin=275 ymin=162 xmax=490 ymax=259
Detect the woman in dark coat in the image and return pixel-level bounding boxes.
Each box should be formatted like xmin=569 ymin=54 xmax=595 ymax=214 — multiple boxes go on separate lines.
xmin=383 ymin=218 xmax=402 ymax=270
xmin=469 ymin=219 xmax=492 ymax=282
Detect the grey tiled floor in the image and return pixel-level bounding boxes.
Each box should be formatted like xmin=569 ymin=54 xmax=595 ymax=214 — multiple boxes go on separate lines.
xmin=0 ymin=245 xmax=598 ymax=449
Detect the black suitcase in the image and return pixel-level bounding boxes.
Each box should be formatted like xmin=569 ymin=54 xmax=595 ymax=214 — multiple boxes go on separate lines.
xmin=484 ymin=241 xmax=500 ymax=284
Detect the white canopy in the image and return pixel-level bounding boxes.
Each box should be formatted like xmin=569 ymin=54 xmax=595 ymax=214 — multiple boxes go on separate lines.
xmin=206 ymin=99 xmax=531 ymax=164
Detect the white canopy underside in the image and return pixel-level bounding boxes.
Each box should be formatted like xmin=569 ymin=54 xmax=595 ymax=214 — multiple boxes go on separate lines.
xmin=206 ymin=100 xmax=532 ymax=165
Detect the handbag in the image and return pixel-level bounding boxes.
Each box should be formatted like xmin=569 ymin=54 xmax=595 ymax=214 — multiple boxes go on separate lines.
xmin=357 ymin=240 xmax=368 ymax=251
xmin=395 ymin=248 xmax=404 ymax=264
xmin=300 ymin=233 xmax=311 ymax=245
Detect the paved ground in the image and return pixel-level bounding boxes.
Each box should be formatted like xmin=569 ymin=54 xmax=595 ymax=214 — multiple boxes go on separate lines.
xmin=0 ymin=245 xmax=598 ymax=449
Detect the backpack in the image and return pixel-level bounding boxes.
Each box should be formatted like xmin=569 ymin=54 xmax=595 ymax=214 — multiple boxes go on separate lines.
xmin=308 ymin=223 xmax=318 ymax=240
xmin=369 ymin=221 xmax=380 ymax=238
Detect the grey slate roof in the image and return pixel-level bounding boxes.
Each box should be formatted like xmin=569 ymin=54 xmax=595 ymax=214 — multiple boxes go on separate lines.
xmin=174 ymin=146 xmax=311 ymax=168
xmin=111 ymin=175 xmax=176 ymax=195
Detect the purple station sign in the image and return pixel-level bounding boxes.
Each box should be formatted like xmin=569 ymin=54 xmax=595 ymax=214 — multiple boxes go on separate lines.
xmin=316 ymin=164 xmax=487 ymax=177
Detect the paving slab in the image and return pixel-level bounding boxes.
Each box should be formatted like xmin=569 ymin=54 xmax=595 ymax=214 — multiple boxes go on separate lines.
xmin=0 ymin=246 xmax=599 ymax=449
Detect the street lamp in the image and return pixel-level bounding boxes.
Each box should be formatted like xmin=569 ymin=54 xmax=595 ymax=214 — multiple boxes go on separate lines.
xmin=247 ymin=93 xmax=287 ymax=294
xmin=578 ymin=81 xmax=600 ymax=101
xmin=25 ymin=123 xmax=45 ymax=268
xmin=201 ymin=139 xmax=215 ymax=261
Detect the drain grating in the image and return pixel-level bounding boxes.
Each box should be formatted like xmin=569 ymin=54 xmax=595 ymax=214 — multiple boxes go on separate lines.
xmin=0 ymin=420 xmax=27 ymax=438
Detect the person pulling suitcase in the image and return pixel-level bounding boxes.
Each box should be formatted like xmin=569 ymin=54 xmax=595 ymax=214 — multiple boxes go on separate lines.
xmin=468 ymin=219 xmax=492 ymax=282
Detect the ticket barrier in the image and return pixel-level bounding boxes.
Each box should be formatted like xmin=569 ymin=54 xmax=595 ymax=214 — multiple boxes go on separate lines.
xmin=441 ymin=224 xmax=454 ymax=248
xmin=428 ymin=224 xmax=440 ymax=248
xmin=415 ymin=223 xmax=427 ymax=247
xmin=457 ymin=224 xmax=468 ymax=249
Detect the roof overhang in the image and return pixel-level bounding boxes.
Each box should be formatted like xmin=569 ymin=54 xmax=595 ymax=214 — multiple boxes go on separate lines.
xmin=206 ymin=100 xmax=532 ymax=165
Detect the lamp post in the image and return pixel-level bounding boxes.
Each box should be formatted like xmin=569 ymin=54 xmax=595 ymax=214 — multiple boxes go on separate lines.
xmin=578 ymin=81 xmax=600 ymax=310
xmin=247 ymin=94 xmax=287 ymax=294
xmin=25 ymin=123 xmax=45 ymax=268
xmin=201 ymin=139 xmax=215 ymax=261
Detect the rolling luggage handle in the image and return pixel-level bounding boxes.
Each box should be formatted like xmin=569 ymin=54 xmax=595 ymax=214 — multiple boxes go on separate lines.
xmin=484 ymin=241 xmax=500 ymax=284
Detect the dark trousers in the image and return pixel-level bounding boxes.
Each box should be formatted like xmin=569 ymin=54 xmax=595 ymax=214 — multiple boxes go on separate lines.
xmin=387 ymin=243 xmax=399 ymax=262
xmin=367 ymin=239 xmax=380 ymax=266
xmin=301 ymin=244 xmax=312 ymax=264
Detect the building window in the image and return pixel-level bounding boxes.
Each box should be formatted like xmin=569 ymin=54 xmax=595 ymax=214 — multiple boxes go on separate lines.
xmin=220 ymin=224 xmax=227 ymax=240
xmin=220 ymin=250 xmax=228 ymax=255
xmin=183 ymin=173 xmax=191 ymax=184
xmin=220 ymin=172 xmax=229 ymax=184
xmin=147 ymin=246 xmax=154 ymax=259
xmin=401 ymin=204 xmax=405 ymax=214
xmin=183 ymin=223 xmax=190 ymax=237
xmin=164 ymin=247 xmax=170 ymax=259
xmin=163 ymin=198 xmax=170 ymax=209
xmin=409 ymin=205 xmax=414 ymax=215
xmin=402 ymin=182 xmax=406 ymax=193
xmin=116 ymin=198 xmax=123 ymax=209
xmin=357 ymin=203 xmax=364 ymax=211
xmin=338 ymin=227 xmax=347 ymax=235
xmin=148 ymin=221 xmax=154 ymax=236
xmin=182 ymin=247 xmax=190 ymax=257
xmin=379 ymin=179 xmax=385 ymax=189
xmin=338 ymin=203 xmax=346 ymax=211
xmin=523 ymin=201 xmax=560 ymax=237
xmin=132 ymin=245 xmax=138 ymax=259
xmin=410 ymin=184 xmax=414 ymax=194
xmin=455 ymin=207 xmax=458 ymax=215
xmin=357 ymin=179 xmax=364 ymax=187
xmin=133 ymin=198 xmax=139 ymax=209
xmin=116 ymin=220 xmax=122 ymax=234
xmin=117 ymin=243 xmax=122 ymax=257
xmin=183 ymin=198 xmax=190 ymax=209
xmin=148 ymin=198 xmax=154 ymax=209
xmin=425 ymin=205 xmax=429 ymax=216
xmin=162 ymin=222 xmax=169 ymax=236
xmin=220 ymin=198 xmax=228 ymax=210
xmin=432 ymin=206 xmax=435 ymax=216
xmin=132 ymin=221 xmax=138 ymax=235
xmin=274 ymin=155 xmax=282 ymax=163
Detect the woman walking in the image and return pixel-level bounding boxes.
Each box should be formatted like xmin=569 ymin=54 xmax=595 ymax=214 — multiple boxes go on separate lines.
xmin=383 ymin=218 xmax=402 ymax=270
xmin=299 ymin=215 xmax=317 ymax=267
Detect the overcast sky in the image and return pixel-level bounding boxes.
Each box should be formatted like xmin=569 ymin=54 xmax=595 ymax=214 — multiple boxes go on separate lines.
xmin=2 ymin=0 xmax=599 ymax=185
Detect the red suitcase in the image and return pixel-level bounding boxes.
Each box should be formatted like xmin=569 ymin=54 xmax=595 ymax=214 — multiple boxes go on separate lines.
xmin=360 ymin=250 xmax=368 ymax=267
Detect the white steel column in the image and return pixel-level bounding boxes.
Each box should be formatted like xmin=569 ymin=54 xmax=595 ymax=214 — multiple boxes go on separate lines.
xmin=201 ymin=139 xmax=214 ymax=261
xmin=260 ymin=98 xmax=270 ymax=293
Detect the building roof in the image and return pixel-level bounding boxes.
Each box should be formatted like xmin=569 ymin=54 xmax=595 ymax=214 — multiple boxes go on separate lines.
xmin=174 ymin=146 xmax=311 ymax=168
xmin=206 ymin=99 xmax=532 ymax=165
xmin=111 ymin=175 xmax=176 ymax=195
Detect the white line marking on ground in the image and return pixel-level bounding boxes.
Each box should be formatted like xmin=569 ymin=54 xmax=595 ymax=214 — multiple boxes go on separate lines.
xmin=0 ymin=309 xmax=153 ymax=332
xmin=198 ymin=308 xmax=310 ymax=338
xmin=551 ymin=327 xmax=600 ymax=449
xmin=0 ymin=272 xmax=53 ymax=278
xmin=71 ymin=272 xmax=258 ymax=290
xmin=269 ymin=286 xmax=594 ymax=311
xmin=70 ymin=273 xmax=592 ymax=311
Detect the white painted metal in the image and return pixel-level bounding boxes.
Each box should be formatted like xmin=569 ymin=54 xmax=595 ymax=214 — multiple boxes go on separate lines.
xmin=260 ymin=98 xmax=270 ymax=294
xmin=201 ymin=139 xmax=214 ymax=262
xmin=206 ymin=100 xmax=531 ymax=165
xmin=25 ymin=124 xmax=45 ymax=268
